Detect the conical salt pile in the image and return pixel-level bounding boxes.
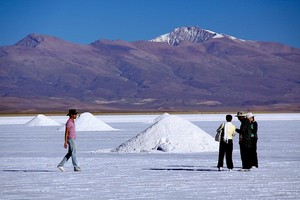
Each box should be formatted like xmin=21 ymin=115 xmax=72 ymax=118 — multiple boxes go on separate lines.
xmin=112 ymin=114 xmax=218 ymax=153
xmin=57 ymin=112 xmax=116 ymax=131
xmin=25 ymin=114 xmax=61 ymax=126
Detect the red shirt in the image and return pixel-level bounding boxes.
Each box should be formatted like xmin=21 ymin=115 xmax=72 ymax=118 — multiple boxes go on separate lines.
xmin=66 ymin=118 xmax=76 ymax=139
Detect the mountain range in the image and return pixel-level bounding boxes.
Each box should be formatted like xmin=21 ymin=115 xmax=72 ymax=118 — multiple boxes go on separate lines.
xmin=1 ymin=26 xmax=300 ymax=113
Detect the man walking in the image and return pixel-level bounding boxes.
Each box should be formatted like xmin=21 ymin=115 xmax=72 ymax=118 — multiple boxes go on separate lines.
xmin=57 ymin=109 xmax=81 ymax=172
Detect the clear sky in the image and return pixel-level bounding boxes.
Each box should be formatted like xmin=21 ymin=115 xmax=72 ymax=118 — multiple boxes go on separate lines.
xmin=1 ymin=0 xmax=300 ymax=48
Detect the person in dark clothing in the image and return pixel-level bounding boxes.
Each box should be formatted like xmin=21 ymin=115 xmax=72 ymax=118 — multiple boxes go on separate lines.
xmin=247 ymin=112 xmax=258 ymax=168
xmin=235 ymin=111 xmax=252 ymax=171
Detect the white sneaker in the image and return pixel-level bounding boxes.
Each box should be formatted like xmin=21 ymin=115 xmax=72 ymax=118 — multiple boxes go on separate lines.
xmin=218 ymin=167 xmax=223 ymax=171
xmin=239 ymin=168 xmax=250 ymax=172
xmin=251 ymin=166 xmax=257 ymax=169
xmin=57 ymin=166 xmax=65 ymax=172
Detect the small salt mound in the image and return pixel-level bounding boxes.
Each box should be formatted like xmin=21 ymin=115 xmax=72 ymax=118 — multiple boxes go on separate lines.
xmin=25 ymin=114 xmax=61 ymax=126
xmin=112 ymin=114 xmax=218 ymax=153
xmin=57 ymin=112 xmax=116 ymax=132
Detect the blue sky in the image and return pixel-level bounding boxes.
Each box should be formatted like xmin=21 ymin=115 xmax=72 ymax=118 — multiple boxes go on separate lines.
xmin=1 ymin=0 xmax=300 ymax=48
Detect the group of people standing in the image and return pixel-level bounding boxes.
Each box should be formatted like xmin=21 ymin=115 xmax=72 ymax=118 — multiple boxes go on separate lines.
xmin=57 ymin=109 xmax=258 ymax=172
xmin=216 ymin=111 xmax=258 ymax=171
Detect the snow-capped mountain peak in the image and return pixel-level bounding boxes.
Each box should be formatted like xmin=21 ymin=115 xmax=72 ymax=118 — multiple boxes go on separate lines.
xmin=150 ymin=26 xmax=242 ymax=46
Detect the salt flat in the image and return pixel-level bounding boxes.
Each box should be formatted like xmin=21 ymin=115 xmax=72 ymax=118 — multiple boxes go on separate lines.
xmin=0 ymin=113 xmax=299 ymax=200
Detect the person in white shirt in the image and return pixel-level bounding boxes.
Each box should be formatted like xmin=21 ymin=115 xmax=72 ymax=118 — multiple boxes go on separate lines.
xmin=216 ymin=115 xmax=236 ymax=171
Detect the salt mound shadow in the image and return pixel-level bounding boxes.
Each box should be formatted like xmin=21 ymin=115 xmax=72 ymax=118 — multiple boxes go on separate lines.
xmin=112 ymin=114 xmax=218 ymax=153
xmin=25 ymin=114 xmax=61 ymax=126
xmin=57 ymin=112 xmax=116 ymax=132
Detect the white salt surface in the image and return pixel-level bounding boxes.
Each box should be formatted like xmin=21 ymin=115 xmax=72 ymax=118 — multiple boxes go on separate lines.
xmin=1 ymin=113 xmax=299 ymax=125
xmin=57 ymin=112 xmax=116 ymax=132
xmin=113 ymin=114 xmax=218 ymax=153
xmin=25 ymin=114 xmax=61 ymax=126
xmin=0 ymin=113 xmax=300 ymax=200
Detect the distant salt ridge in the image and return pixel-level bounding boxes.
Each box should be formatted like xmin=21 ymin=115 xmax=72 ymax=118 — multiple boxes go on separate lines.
xmin=57 ymin=112 xmax=116 ymax=132
xmin=112 ymin=114 xmax=218 ymax=153
xmin=25 ymin=114 xmax=61 ymax=126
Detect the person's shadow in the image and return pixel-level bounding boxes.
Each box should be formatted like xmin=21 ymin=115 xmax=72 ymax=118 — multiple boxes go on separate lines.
xmin=145 ymin=165 xmax=220 ymax=172
xmin=2 ymin=169 xmax=56 ymax=173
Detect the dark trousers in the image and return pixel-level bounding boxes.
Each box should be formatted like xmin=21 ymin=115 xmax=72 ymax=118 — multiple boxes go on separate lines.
xmin=240 ymin=144 xmax=252 ymax=169
xmin=217 ymin=139 xmax=233 ymax=169
xmin=250 ymin=138 xmax=258 ymax=167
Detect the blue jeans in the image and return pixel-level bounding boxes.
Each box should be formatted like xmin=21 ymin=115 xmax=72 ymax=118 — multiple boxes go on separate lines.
xmin=58 ymin=139 xmax=79 ymax=168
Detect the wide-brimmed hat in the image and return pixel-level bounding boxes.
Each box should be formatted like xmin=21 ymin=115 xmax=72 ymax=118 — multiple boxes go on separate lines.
xmin=67 ymin=109 xmax=78 ymax=116
xmin=235 ymin=111 xmax=246 ymax=117
xmin=246 ymin=112 xmax=255 ymax=119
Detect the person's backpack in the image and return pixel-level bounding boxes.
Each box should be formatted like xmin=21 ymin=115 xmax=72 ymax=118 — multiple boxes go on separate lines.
xmin=215 ymin=123 xmax=224 ymax=142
